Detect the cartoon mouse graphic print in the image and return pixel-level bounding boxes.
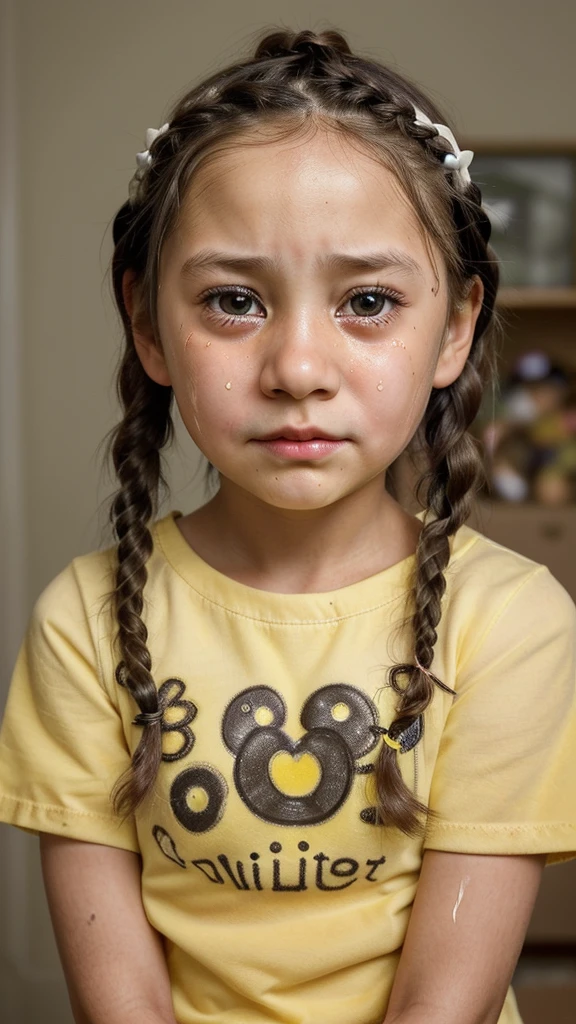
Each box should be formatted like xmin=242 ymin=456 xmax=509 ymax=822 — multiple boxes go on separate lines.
xmin=128 ymin=673 xmax=422 ymax=831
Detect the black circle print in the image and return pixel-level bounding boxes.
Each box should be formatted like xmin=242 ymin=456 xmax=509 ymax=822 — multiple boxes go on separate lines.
xmin=170 ymin=764 xmax=228 ymax=833
xmin=300 ymin=683 xmax=379 ymax=759
xmin=165 ymin=682 xmax=424 ymax=833
xmin=234 ymin=726 xmax=354 ymax=825
xmin=222 ymin=685 xmax=286 ymax=754
xmin=222 ymin=683 xmax=387 ymax=826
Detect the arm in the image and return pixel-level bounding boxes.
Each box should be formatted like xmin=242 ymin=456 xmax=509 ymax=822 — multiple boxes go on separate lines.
xmin=40 ymin=834 xmax=178 ymax=1024
xmin=383 ymin=849 xmax=546 ymax=1024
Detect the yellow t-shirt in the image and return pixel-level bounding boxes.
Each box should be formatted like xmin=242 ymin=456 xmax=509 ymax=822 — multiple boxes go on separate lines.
xmin=1 ymin=510 xmax=575 ymax=1024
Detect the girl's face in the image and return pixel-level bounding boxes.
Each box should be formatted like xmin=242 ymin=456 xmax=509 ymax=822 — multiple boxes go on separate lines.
xmin=131 ymin=128 xmax=481 ymax=512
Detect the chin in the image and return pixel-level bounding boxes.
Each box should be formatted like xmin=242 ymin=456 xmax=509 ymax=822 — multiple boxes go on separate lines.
xmin=256 ymin=483 xmax=349 ymax=512
xmin=217 ymin=465 xmax=360 ymax=511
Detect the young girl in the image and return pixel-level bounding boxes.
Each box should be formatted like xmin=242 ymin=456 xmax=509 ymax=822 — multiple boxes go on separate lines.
xmin=0 ymin=26 xmax=575 ymax=1024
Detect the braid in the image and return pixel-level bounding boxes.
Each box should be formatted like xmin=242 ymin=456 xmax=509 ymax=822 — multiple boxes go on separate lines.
xmin=372 ymin=330 xmax=495 ymax=837
xmin=253 ymin=28 xmax=353 ymax=60
xmin=108 ymin=340 xmax=173 ymax=818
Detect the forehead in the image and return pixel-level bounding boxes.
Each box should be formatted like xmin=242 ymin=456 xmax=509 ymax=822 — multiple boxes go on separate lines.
xmin=165 ymin=126 xmax=438 ymax=276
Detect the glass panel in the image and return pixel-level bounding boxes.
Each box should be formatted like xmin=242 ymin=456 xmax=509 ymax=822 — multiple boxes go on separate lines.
xmin=472 ymin=156 xmax=575 ymax=287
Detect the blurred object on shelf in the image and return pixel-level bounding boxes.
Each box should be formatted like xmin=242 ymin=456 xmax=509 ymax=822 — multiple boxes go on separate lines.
xmin=472 ymin=348 xmax=576 ymax=506
xmin=471 ymin=151 xmax=576 ymax=289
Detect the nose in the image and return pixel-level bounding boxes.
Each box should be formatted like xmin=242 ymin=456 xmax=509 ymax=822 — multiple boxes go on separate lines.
xmin=259 ymin=313 xmax=342 ymax=401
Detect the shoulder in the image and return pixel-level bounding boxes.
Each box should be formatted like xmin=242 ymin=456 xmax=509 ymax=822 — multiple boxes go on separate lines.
xmin=30 ymin=515 xmax=176 ymax=649
xmin=451 ymin=520 xmax=572 ymax=607
xmin=445 ymin=521 xmax=576 ymax=659
xmin=33 ymin=544 xmax=116 ymax=633
xmin=33 ymin=514 xmax=173 ymax=623
xmin=26 ymin=546 xmax=118 ymax=683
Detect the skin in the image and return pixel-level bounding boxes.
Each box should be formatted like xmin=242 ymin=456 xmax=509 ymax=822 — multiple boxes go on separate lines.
xmin=126 ymin=125 xmax=483 ymax=593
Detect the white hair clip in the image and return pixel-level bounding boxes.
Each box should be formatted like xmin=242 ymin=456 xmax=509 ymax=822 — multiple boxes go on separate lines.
xmin=128 ymin=122 xmax=170 ymax=203
xmin=413 ymin=107 xmax=474 ymax=186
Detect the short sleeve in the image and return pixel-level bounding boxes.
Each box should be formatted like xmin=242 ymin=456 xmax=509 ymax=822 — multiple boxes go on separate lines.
xmin=423 ymin=565 xmax=576 ymax=866
xmin=0 ymin=562 xmax=139 ymax=852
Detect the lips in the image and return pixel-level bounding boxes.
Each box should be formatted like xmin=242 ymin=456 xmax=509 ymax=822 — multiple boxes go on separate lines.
xmin=254 ymin=435 xmax=348 ymax=462
xmin=258 ymin=427 xmax=343 ymax=441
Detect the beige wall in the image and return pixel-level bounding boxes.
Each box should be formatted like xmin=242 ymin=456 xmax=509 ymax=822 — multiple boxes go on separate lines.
xmin=16 ymin=0 xmax=576 ymax=605
xmin=1 ymin=0 xmax=575 ymax=1020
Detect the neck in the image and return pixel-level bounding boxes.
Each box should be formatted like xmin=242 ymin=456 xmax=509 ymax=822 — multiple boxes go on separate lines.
xmin=177 ymin=475 xmax=422 ymax=593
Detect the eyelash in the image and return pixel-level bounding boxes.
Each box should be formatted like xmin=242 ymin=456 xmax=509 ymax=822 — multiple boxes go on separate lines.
xmin=198 ymin=284 xmax=407 ymax=328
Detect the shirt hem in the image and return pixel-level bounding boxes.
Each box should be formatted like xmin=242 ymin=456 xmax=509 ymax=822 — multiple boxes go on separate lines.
xmin=423 ymin=820 xmax=576 ymax=866
xmin=0 ymin=793 xmax=140 ymax=853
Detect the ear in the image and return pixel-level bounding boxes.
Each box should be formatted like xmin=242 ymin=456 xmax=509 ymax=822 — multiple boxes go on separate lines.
xmin=122 ymin=269 xmax=172 ymax=387
xmin=432 ymin=276 xmax=484 ymax=390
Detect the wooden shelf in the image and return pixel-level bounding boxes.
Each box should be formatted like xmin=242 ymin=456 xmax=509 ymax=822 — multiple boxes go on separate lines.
xmin=497 ymin=287 xmax=576 ymax=309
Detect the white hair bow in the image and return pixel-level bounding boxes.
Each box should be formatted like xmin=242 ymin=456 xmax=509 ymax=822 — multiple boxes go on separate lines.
xmin=128 ymin=122 xmax=170 ymax=203
xmin=413 ymin=107 xmax=474 ymax=186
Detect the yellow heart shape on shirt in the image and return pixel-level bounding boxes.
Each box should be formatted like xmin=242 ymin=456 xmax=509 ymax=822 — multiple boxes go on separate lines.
xmin=268 ymin=749 xmax=322 ymax=796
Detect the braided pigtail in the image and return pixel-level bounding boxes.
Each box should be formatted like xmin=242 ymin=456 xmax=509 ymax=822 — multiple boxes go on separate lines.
xmin=370 ymin=193 xmax=499 ymax=837
xmin=108 ymin=344 xmax=173 ymax=818
xmin=373 ymin=355 xmax=491 ymax=836
xmin=106 ymin=198 xmax=175 ymax=818
xmin=106 ymin=26 xmax=499 ymax=828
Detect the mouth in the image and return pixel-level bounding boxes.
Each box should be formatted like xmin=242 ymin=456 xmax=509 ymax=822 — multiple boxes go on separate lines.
xmin=257 ymin=427 xmax=344 ymax=442
xmin=252 ymin=433 xmax=348 ymax=462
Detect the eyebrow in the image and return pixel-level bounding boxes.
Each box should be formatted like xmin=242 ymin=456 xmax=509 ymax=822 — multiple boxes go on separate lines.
xmin=180 ymin=248 xmax=424 ymax=280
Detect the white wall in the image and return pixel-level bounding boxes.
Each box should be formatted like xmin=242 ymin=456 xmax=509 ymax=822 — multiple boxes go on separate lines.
xmin=2 ymin=1 xmax=575 ymax=1020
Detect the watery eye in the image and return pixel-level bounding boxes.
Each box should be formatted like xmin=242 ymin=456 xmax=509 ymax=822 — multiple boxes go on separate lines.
xmin=216 ymin=291 xmax=257 ymax=316
xmin=347 ymin=292 xmax=392 ymax=317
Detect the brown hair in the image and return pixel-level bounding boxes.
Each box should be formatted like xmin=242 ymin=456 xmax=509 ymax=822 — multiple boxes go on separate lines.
xmin=108 ymin=27 xmax=499 ymax=837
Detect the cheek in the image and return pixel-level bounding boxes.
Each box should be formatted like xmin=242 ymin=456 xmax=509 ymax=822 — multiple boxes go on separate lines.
xmin=167 ymin=334 xmax=249 ymax=439
xmin=357 ymin=337 xmax=435 ymax=429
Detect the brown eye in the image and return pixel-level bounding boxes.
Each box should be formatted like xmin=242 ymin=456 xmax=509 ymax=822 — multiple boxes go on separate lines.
xmin=217 ymin=291 xmax=256 ymax=316
xmin=201 ymin=286 xmax=265 ymax=321
xmin=348 ymin=292 xmax=383 ymax=315
xmin=349 ymin=292 xmax=390 ymax=317
xmin=337 ymin=286 xmax=404 ymax=322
